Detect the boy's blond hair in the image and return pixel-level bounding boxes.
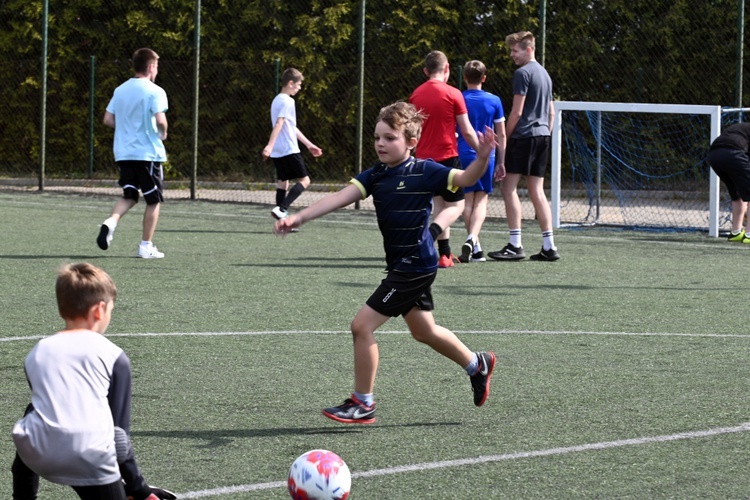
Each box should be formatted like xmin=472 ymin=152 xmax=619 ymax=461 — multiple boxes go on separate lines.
xmin=132 ymin=48 xmax=159 ymax=74
xmin=505 ymin=31 xmax=535 ymax=51
xmin=377 ymin=101 xmax=425 ymax=144
xmin=463 ymin=60 xmax=487 ymax=85
xmin=281 ymin=67 xmax=304 ymax=86
xmin=424 ymin=50 xmax=448 ymax=76
xmin=56 ymin=263 xmax=117 ymax=320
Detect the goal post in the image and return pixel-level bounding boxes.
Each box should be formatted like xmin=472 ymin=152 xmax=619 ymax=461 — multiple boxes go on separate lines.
xmin=550 ymin=101 xmax=722 ymax=236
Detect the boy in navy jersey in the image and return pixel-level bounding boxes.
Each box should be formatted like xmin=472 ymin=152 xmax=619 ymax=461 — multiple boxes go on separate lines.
xmin=274 ymin=101 xmax=498 ymax=424
xmin=11 ymin=263 xmax=174 ymax=500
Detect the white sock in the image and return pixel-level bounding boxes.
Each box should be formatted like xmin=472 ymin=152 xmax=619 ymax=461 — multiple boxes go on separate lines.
xmin=104 ymin=217 xmax=118 ymax=229
xmin=542 ymin=230 xmax=556 ymax=251
xmin=509 ymin=229 xmax=522 ymax=248
xmin=140 ymin=240 xmax=151 ymax=247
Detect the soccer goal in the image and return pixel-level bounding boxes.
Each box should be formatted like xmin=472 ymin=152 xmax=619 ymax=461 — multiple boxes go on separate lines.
xmin=550 ymin=101 xmax=723 ymax=236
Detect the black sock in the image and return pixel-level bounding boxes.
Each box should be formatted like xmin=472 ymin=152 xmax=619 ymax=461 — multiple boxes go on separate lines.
xmin=283 ymin=183 xmax=306 ymax=209
xmin=437 ymin=238 xmax=451 ymax=257
xmin=275 ymin=188 xmax=286 ymax=208
xmin=429 ymin=222 xmax=443 ymax=240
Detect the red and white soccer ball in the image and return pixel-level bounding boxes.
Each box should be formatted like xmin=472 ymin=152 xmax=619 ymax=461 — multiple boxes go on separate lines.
xmin=288 ymin=449 xmax=351 ymax=500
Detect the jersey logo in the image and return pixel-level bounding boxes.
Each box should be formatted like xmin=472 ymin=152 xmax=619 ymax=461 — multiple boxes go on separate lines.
xmin=396 ymin=181 xmax=406 ymax=190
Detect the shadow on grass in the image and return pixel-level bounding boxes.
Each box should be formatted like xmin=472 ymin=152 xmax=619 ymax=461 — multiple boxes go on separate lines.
xmin=132 ymin=421 xmax=460 ymax=448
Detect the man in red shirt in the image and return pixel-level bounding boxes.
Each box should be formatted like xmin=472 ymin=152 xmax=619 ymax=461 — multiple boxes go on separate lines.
xmin=410 ymin=50 xmax=479 ymax=267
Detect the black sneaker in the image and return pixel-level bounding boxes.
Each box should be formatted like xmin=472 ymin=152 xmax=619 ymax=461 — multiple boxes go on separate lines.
xmin=470 ymin=351 xmax=496 ymax=407
xmin=530 ymin=247 xmax=560 ymax=261
xmin=458 ymin=238 xmax=474 ymax=263
xmin=488 ymin=244 xmax=525 ymax=261
xmin=470 ymin=251 xmax=486 ymax=262
xmin=323 ymin=396 xmax=376 ymax=424
xmin=97 ymin=223 xmax=114 ymax=250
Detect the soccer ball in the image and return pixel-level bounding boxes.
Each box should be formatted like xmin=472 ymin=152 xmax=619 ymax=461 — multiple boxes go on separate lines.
xmin=288 ymin=449 xmax=351 ymax=500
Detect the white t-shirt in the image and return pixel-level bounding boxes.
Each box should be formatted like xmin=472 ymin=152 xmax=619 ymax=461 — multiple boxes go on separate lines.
xmin=106 ymin=77 xmax=168 ymax=162
xmin=12 ymin=331 xmax=126 ymax=486
xmin=269 ymin=93 xmax=300 ymax=157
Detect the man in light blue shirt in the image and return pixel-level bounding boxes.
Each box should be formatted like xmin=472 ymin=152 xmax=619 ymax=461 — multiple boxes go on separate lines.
xmin=97 ymin=48 xmax=169 ymax=259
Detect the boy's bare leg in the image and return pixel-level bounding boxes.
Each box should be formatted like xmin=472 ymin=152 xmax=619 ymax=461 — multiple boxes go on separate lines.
xmin=404 ymin=308 xmax=472 ymax=367
xmin=349 ymin=305 xmax=390 ymax=394
xmin=141 ymin=203 xmax=160 ymax=242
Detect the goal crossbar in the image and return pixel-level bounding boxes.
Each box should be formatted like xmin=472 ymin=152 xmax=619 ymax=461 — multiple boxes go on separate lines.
xmin=550 ymin=101 xmax=722 ymax=236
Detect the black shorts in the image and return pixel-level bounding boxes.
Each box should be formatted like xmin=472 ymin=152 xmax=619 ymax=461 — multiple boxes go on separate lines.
xmin=366 ymin=271 xmax=436 ymax=317
xmin=707 ymin=148 xmax=750 ymax=201
xmin=505 ymin=136 xmax=551 ymax=177
xmin=435 ymin=157 xmax=464 ymax=202
xmin=117 ymin=161 xmax=164 ymax=205
xmin=272 ymin=153 xmax=309 ymax=181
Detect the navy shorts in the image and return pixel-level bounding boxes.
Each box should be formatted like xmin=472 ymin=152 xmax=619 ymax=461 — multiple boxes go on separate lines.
xmin=435 ymin=157 xmax=464 ymax=202
xmin=272 ymin=153 xmax=309 ymax=181
xmin=366 ymin=271 xmax=436 ymax=317
xmin=117 ymin=161 xmax=164 ymax=205
xmin=505 ymin=136 xmax=551 ymax=177
xmin=707 ymin=148 xmax=750 ymax=201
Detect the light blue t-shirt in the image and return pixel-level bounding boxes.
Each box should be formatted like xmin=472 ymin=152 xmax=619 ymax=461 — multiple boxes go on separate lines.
xmin=106 ymin=78 xmax=168 ymax=162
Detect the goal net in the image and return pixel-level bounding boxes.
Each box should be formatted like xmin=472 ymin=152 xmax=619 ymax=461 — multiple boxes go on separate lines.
xmin=550 ymin=102 xmax=725 ymax=236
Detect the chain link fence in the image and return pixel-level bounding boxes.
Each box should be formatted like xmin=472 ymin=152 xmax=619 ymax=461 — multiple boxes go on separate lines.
xmin=1 ymin=0 xmax=748 ymax=229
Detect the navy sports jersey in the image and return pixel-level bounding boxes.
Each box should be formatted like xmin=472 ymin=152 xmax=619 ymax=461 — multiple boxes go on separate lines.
xmin=351 ymin=158 xmax=457 ymax=273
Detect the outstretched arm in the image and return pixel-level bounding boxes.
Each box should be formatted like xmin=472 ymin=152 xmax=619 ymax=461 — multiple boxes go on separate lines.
xmin=451 ymin=126 xmax=498 ymax=187
xmin=274 ymin=183 xmax=361 ymax=236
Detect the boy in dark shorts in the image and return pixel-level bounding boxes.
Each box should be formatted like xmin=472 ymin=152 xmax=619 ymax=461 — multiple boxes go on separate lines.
xmin=98 ymin=48 xmax=168 ymax=259
xmin=262 ymin=67 xmax=322 ymax=220
xmin=706 ymin=122 xmax=750 ymax=242
xmin=489 ymin=31 xmax=559 ymax=262
xmin=274 ymin=101 xmax=498 ymax=424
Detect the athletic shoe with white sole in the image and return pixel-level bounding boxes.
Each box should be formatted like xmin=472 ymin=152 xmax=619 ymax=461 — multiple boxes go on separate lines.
xmin=137 ymin=243 xmax=165 ymax=259
xmin=271 ymin=206 xmax=288 ymax=220
xmin=323 ymin=395 xmax=376 ymax=424
xmin=470 ymin=251 xmax=486 ymax=262
xmin=97 ymin=223 xmax=114 ymax=250
xmin=459 ymin=238 xmax=474 ymax=263
xmin=470 ymin=351 xmax=496 ymax=407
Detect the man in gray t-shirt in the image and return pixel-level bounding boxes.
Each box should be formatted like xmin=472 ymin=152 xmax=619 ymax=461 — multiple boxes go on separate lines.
xmin=489 ymin=31 xmax=560 ymax=262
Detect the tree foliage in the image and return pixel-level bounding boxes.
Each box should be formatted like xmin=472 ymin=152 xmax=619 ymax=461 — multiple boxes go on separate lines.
xmin=0 ymin=0 xmax=746 ymax=180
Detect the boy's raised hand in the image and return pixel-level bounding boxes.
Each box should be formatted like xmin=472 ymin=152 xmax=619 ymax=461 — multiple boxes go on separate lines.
xmin=475 ymin=125 xmax=498 ymax=159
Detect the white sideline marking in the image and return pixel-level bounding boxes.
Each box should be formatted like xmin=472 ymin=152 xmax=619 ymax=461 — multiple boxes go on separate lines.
xmin=3 ymin=329 xmax=750 ymax=343
xmin=177 ymin=422 xmax=750 ymax=498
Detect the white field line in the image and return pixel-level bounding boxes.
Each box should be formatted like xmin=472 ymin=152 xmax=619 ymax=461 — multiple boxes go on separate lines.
xmin=3 ymin=329 xmax=750 ymax=343
xmin=177 ymin=421 xmax=750 ymax=498
xmin=0 ymin=196 xmax=739 ymax=250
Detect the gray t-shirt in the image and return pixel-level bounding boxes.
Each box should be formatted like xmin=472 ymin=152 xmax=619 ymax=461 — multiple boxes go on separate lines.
xmin=512 ymin=61 xmax=553 ymax=138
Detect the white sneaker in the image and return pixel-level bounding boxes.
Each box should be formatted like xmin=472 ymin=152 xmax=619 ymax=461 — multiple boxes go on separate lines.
xmin=271 ymin=206 xmax=288 ymax=220
xmin=137 ymin=243 xmax=165 ymax=259
xmin=97 ymin=223 xmax=114 ymax=250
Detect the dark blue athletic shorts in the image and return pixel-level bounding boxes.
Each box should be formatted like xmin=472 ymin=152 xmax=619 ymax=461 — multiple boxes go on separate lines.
xmin=366 ymin=271 xmax=436 ymax=317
